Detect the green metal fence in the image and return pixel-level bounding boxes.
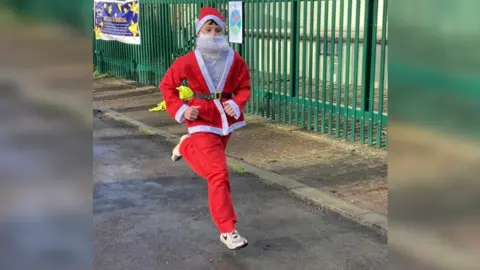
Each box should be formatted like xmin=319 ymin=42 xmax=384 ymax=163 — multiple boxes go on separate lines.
xmin=94 ymin=0 xmax=388 ymax=149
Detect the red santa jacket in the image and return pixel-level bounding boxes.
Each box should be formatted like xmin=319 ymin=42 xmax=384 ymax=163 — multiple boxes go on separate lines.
xmin=159 ymin=48 xmax=251 ymax=136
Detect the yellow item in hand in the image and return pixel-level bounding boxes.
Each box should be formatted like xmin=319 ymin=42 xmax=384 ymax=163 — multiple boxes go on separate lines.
xmin=149 ymin=85 xmax=194 ymax=112
xmin=177 ymin=85 xmax=194 ymax=100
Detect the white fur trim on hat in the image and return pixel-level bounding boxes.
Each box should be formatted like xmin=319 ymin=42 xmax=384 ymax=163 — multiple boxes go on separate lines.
xmin=196 ymin=15 xmax=225 ymax=34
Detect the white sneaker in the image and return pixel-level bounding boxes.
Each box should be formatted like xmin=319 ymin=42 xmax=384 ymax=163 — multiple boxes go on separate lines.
xmin=171 ymin=134 xmax=190 ymax=161
xmin=220 ymin=230 xmax=248 ymax=250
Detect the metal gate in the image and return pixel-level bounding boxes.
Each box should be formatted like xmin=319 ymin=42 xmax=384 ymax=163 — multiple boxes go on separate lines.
xmin=94 ymin=0 xmax=388 ymax=149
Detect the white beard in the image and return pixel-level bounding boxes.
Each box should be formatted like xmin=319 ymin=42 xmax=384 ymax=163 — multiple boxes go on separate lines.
xmin=196 ymin=34 xmax=230 ymax=59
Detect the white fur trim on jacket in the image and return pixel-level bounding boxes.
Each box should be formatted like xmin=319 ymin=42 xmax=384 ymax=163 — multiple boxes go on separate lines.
xmin=188 ymin=121 xmax=247 ymax=136
xmin=175 ymin=104 xmax=190 ymax=123
xmin=196 ymin=15 xmax=225 ymax=34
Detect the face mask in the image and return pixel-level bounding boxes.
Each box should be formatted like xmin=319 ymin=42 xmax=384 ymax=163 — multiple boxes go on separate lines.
xmin=196 ymin=33 xmax=230 ymax=57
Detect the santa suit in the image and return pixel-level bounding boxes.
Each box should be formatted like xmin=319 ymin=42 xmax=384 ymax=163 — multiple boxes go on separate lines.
xmin=159 ymin=39 xmax=251 ymax=232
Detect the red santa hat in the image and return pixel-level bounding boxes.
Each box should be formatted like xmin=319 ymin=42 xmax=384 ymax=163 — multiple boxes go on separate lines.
xmin=195 ymin=7 xmax=226 ymax=35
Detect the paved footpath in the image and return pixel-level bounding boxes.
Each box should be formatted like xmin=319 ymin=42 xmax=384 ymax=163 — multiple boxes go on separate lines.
xmin=93 ymin=114 xmax=387 ymax=270
xmin=93 ymin=77 xmax=388 ymax=231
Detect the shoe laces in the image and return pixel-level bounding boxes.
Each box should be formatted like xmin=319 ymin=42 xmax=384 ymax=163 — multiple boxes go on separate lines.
xmin=230 ymin=230 xmax=239 ymax=239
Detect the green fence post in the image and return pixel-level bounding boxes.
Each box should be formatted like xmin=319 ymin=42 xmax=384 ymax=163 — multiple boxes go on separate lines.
xmin=362 ymin=0 xmax=375 ymax=112
xmin=289 ymin=0 xmax=299 ymax=99
xmin=239 ymin=1 xmax=246 ymax=58
xmin=282 ymin=0 xmax=288 ymax=124
xmin=367 ymin=0 xmax=379 ymax=145
xmin=97 ymin=51 xmax=104 ymax=73
xmin=93 ymin=31 xmax=97 ymax=69
xmin=359 ymin=0 xmax=373 ymax=144
xmin=290 ymin=0 xmax=300 ymax=126
xmin=343 ymin=0 xmax=353 ymax=140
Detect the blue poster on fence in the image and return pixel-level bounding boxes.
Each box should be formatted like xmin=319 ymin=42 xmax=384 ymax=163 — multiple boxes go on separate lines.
xmin=94 ymin=0 xmax=140 ymax=45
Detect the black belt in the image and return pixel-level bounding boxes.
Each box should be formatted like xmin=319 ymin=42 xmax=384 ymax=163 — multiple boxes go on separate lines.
xmin=193 ymin=92 xmax=234 ymax=100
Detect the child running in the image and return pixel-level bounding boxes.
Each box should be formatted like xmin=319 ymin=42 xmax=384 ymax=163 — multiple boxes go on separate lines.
xmin=159 ymin=6 xmax=251 ymax=250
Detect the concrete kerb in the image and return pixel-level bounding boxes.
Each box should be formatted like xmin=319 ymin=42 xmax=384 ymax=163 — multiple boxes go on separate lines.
xmin=95 ymin=105 xmax=388 ymax=235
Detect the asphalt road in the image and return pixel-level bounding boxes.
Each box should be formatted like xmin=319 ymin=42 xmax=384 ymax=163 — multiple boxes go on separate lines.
xmin=93 ymin=115 xmax=387 ymax=270
xmin=0 ymin=83 xmax=441 ymax=270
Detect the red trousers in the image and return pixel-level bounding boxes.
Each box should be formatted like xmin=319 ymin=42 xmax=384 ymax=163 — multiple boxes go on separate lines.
xmin=179 ymin=132 xmax=237 ymax=233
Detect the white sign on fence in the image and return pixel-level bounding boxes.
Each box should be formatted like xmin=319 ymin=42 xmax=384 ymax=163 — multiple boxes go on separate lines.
xmin=94 ymin=0 xmax=141 ymax=45
xmin=228 ymin=1 xmax=243 ymax=44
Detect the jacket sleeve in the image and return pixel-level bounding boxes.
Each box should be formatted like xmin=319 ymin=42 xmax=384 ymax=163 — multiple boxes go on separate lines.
xmin=224 ymin=56 xmax=251 ymax=120
xmin=159 ymin=58 xmax=190 ymax=123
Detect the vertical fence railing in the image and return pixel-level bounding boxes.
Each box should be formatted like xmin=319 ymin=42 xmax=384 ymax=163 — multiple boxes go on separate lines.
xmin=94 ymin=0 xmax=388 ymax=149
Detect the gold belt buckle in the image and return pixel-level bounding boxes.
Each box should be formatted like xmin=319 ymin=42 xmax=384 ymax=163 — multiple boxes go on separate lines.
xmin=213 ymin=92 xmax=222 ymax=100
